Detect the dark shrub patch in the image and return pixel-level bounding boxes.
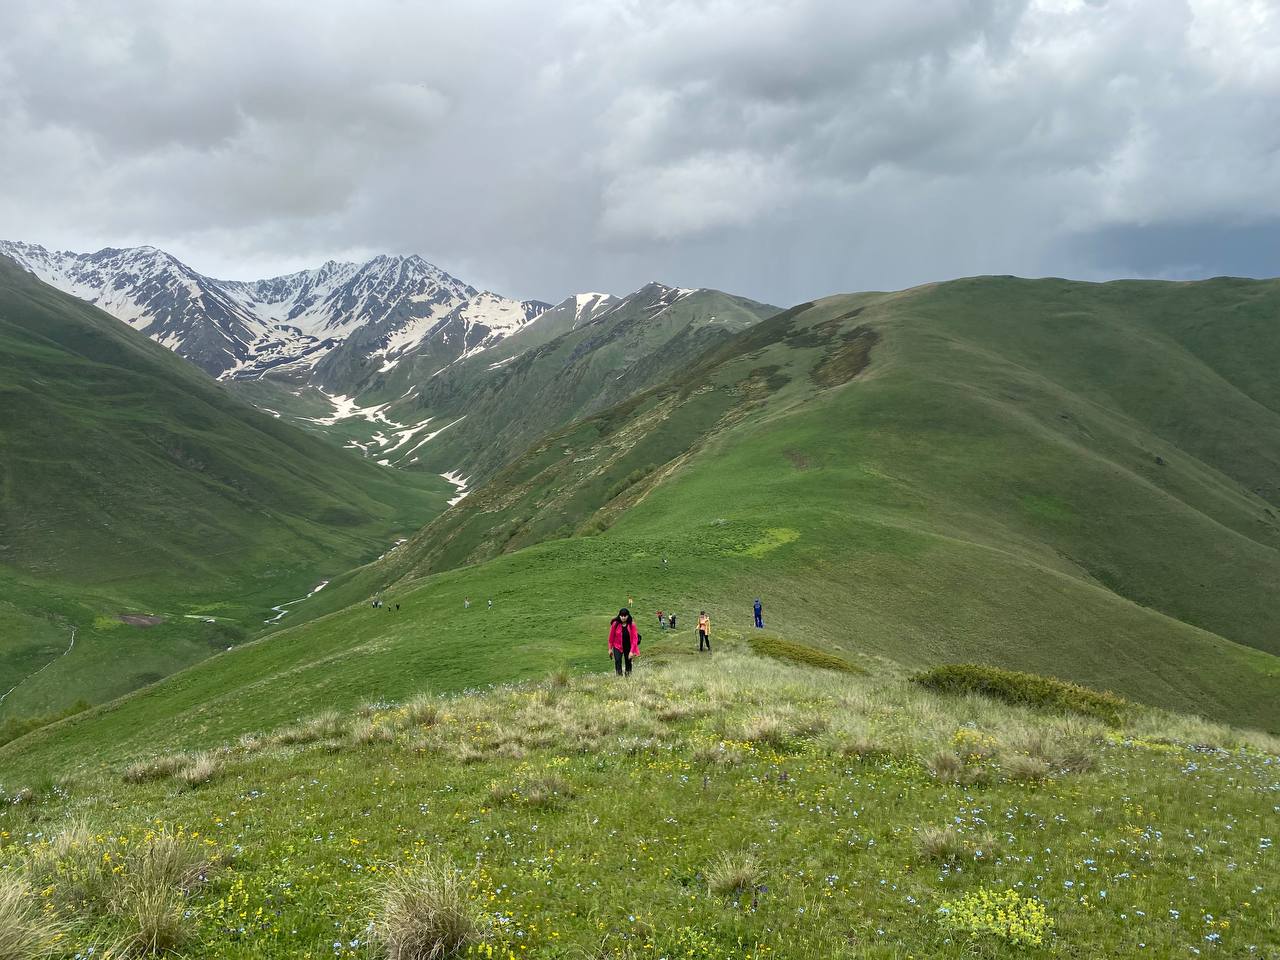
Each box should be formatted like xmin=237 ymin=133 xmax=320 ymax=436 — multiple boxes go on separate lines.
xmin=911 ymin=664 xmax=1128 ymax=725
xmin=749 ymin=636 xmax=864 ymax=674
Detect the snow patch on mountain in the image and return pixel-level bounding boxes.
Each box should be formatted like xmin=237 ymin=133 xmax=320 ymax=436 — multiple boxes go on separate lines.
xmin=0 ymin=240 xmax=551 ymax=381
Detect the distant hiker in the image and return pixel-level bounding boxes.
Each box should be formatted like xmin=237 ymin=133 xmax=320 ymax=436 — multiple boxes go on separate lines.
xmin=628 ymin=596 xmax=635 ymax=607
xmin=668 ymin=613 xmax=677 ymax=630
xmin=698 ymin=611 xmax=711 ymax=652
xmin=395 ymin=603 xmax=400 ymax=612
xmin=609 ymin=607 xmax=639 ymax=677
xmin=658 ymin=610 xmax=667 ymax=629
xmin=465 ymin=598 xmax=471 ymax=609
xmin=488 ymin=599 xmax=493 ymax=610
xmin=754 ymin=598 xmax=764 ymax=629
xmin=662 ymin=557 xmax=668 ymax=568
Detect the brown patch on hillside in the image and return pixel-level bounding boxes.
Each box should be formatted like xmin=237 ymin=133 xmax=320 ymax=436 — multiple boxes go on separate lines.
xmin=118 ymin=614 xmax=165 ymax=627
xmin=811 ymin=326 xmax=880 ymax=387
xmin=784 ymin=449 xmax=811 ymax=470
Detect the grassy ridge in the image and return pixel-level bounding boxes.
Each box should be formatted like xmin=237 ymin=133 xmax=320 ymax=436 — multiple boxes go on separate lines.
xmin=0 ymin=259 xmax=448 ymax=717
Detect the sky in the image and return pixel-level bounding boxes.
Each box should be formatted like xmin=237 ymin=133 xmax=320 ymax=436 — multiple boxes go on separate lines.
xmin=2 ymin=0 xmax=1279 ymax=307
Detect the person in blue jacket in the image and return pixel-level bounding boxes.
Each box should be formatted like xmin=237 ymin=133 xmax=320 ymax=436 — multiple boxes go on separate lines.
xmin=753 ymin=598 xmax=764 ymax=629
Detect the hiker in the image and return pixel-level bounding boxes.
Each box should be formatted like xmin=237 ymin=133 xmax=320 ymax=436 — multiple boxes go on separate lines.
xmin=698 ymin=610 xmax=711 ymax=652
xmin=488 ymin=599 xmax=493 ymax=610
xmin=464 ymin=597 xmax=471 ymax=609
xmin=658 ymin=610 xmax=667 ymax=629
xmin=609 ymin=607 xmax=639 ymax=676
xmin=669 ymin=612 xmax=677 ymax=630
xmin=754 ymin=598 xmax=764 ymax=629
xmin=395 ymin=603 xmax=400 ymax=612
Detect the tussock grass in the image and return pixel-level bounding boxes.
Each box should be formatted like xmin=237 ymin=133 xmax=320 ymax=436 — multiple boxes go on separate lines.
xmin=730 ymin=709 xmax=827 ymax=749
xmin=1002 ymin=754 xmax=1052 ymax=782
xmin=916 ymin=824 xmax=966 ymax=862
xmin=372 ymin=860 xmax=489 ymax=960
xmin=176 ymin=751 xmax=220 ymax=788
xmin=22 ymin=823 xmax=214 ymax=954
xmin=115 ymin=884 xmax=190 ymax=955
xmin=691 ymin=741 xmax=745 ymax=767
xmin=0 ymin=874 xmax=65 ymax=960
xmin=819 ymin=728 xmax=891 ymax=761
xmin=350 ymin=718 xmax=395 ymax=746
xmin=924 ymin=749 xmax=989 ymax=786
xmin=121 ymin=753 xmax=186 ymax=784
xmin=705 ymin=850 xmax=764 ymax=899
xmin=403 ymin=694 xmax=441 ymax=728
xmin=272 ymin=709 xmax=348 ymax=745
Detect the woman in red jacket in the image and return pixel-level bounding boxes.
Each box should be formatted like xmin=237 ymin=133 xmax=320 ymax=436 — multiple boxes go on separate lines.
xmin=608 ymin=607 xmax=639 ymax=676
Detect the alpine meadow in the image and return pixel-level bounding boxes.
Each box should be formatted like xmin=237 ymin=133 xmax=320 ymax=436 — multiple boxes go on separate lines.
xmin=2 ymin=3 xmax=1280 ymax=959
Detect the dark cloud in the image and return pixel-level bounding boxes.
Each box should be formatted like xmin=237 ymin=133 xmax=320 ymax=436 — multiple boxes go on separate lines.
xmin=2 ymin=0 xmax=1278 ymax=304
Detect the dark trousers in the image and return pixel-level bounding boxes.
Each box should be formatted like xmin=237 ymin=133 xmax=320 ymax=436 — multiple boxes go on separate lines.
xmin=698 ymin=629 xmax=710 ymax=651
xmin=613 ymin=646 xmax=632 ymax=675
xmin=754 ymin=612 xmax=764 ymax=628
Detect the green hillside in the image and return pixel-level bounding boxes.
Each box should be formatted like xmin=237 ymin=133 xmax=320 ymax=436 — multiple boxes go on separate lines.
xmin=7 ymin=274 xmax=1280 ymax=783
xmin=0 ymin=258 xmax=450 ymax=720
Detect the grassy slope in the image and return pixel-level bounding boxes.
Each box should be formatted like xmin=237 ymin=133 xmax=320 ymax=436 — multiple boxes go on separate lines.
xmin=2 ymin=643 xmax=1277 ymax=959
xmin=8 ymin=276 xmax=1280 ymax=787
xmin=0 ymin=259 xmax=450 ymax=717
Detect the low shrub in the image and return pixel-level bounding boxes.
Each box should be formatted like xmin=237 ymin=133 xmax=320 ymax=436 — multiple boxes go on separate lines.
xmin=938 ymin=887 xmax=1054 ymax=947
xmin=748 ymin=636 xmax=863 ymax=674
xmin=911 ymin=664 xmax=1128 ymax=725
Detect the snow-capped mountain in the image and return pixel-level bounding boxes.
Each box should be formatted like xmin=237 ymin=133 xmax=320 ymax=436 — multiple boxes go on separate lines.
xmin=0 ymin=241 xmax=550 ymax=380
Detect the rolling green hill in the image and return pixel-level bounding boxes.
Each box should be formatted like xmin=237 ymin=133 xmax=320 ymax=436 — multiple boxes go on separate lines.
xmin=4 ymin=274 xmax=1280 ymax=959
xmin=0 ymin=258 xmax=450 ymax=720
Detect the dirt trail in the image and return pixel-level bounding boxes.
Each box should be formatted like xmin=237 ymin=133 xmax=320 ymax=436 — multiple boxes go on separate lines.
xmin=0 ymin=626 xmax=77 ymax=707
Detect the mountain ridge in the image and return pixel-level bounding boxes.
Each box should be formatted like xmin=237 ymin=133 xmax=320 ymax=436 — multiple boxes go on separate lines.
xmin=0 ymin=240 xmax=552 ymax=381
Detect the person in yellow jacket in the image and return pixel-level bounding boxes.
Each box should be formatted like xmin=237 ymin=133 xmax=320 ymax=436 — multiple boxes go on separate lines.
xmin=697 ymin=611 xmax=711 ymax=653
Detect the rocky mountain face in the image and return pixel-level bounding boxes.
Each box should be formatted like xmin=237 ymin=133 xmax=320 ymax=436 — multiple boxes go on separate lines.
xmin=0 ymin=241 xmax=549 ymax=381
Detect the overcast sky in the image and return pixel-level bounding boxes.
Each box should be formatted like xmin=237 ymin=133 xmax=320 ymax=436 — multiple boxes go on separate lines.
xmin=2 ymin=0 xmax=1278 ymax=306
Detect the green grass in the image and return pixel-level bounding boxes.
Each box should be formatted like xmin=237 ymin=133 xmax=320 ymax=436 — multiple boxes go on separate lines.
xmin=910 ymin=664 xmax=1130 ymax=725
xmin=0 ymin=259 xmax=448 ymax=716
xmin=2 ymin=648 xmax=1277 ymax=958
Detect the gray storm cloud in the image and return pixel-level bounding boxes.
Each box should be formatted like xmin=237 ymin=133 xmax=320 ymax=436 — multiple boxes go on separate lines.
xmin=1 ymin=0 xmax=1278 ymax=305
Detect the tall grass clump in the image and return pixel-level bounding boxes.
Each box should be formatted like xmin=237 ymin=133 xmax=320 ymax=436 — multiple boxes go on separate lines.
xmin=0 ymin=874 xmax=65 ymax=960
xmin=372 ymin=860 xmax=489 ymax=960
xmin=917 ymin=824 xmax=966 ymax=862
xmin=116 ymin=884 xmax=190 ymax=955
xmin=911 ymin=664 xmax=1128 ymax=725
xmin=272 ymin=709 xmax=348 ymax=745
xmin=176 ymin=751 xmax=220 ymax=789
xmin=121 ymin=753 xmax=188 ymax=784
xmin=705 ymin=851 xmax=764 ymax=901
